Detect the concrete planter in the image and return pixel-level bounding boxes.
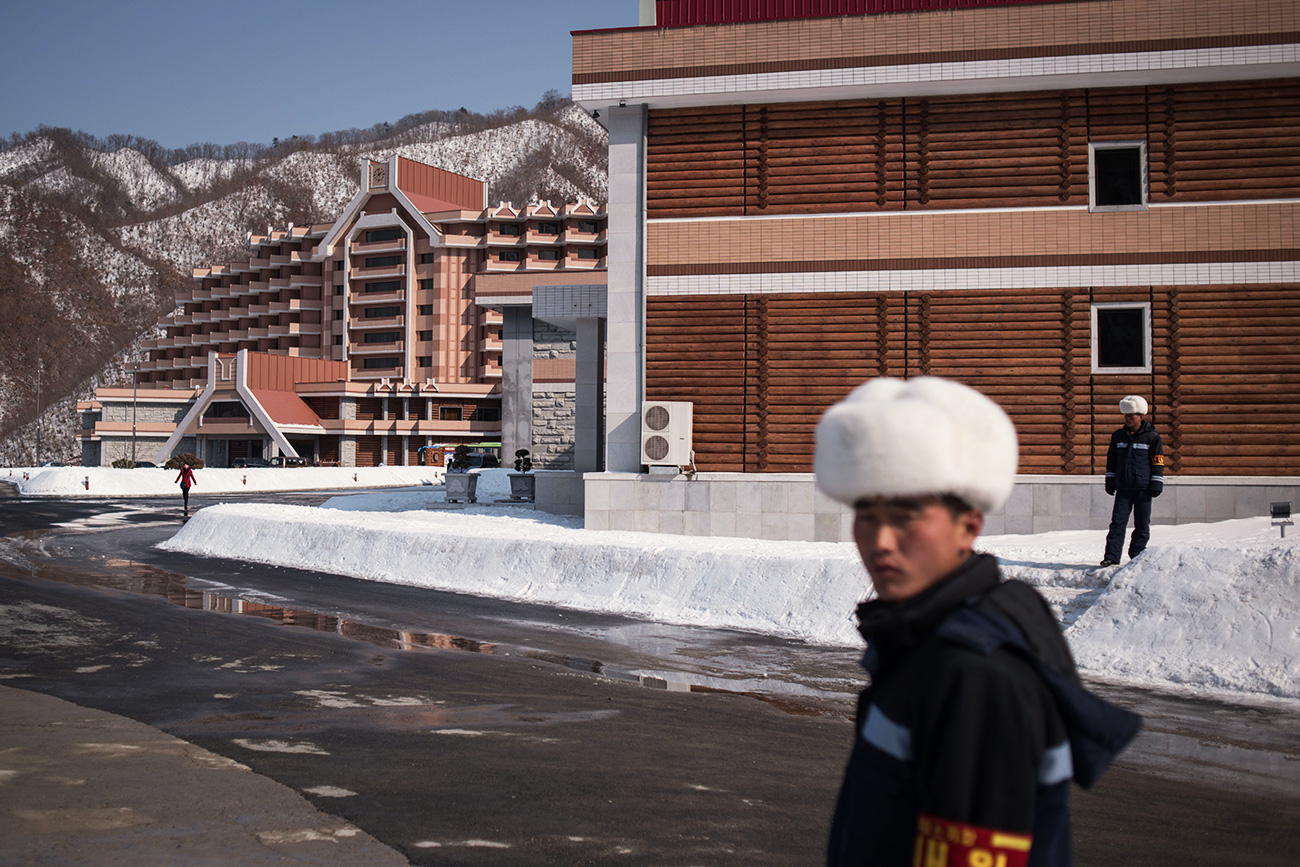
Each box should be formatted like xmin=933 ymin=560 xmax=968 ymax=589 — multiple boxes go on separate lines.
xmin=508 ymin=473 xmax=536 ymax=502
xmin=445 ymin=472 xmax=478 ymax=504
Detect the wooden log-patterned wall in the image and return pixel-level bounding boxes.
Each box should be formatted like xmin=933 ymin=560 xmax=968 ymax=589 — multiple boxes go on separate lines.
xmin=646 ymin=79 xmax=1300 ymax=217
xmin=646 ymin=285 xmax=1300 ymax=476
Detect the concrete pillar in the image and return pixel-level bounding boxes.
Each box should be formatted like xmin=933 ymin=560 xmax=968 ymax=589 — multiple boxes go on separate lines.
xmin=501 ymin=306 xmax=534 ymax=462
xmin=575 ymin=317 xmax=606 ymax=473
xmin=605 ymin=104 xmax=647 ymax=472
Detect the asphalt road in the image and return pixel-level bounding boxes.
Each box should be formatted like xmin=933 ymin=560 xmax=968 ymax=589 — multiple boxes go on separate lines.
xmin=1 ymin=491 xmax=1298 ymax=865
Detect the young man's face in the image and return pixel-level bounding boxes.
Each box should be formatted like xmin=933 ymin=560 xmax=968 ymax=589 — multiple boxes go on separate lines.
xmin=852 ymin=497 xmax=983 ymax=602
xmin=1123 ymin=412 xmax=1143 ymax=430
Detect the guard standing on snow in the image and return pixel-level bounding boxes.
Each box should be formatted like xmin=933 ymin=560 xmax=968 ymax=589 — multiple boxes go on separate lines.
xmin=175 ymin=463 xmax=196 ymax=516
xmin=815 ymin=376 xmax=1141 ymax=867
xmin=1100 ymin=396 xmax=1165 ymax=567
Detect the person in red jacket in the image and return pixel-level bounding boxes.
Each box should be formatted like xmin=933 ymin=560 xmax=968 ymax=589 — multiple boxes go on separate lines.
xmin=174 ymin=463 xmax=196 ymax=515
xmin=815 ymin=377 xmax=1140 ymax=867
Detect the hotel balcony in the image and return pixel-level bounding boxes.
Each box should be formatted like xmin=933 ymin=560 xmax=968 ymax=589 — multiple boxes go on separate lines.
xmin=350 ymin=315 xmax=404 ymax=331
xmin=443 ymin=235 xmax=483 ymax=249
xmin=485 ymin=233 xmax=526 ymax=247
xmin=349 ymin=237 xmax=407 ymax=255
xmin=350 ymin=341 xmax=404 ymax=355
xmin=289 ymin=272 xmax=323 ymax=289
xmin=561 ymin=228 xmax=608 ymax=244
xmin=350 ymin=263 xmax=406 ymax=280
xmin=350 ymin=287 xmax=404 ymax=304
xmin=526 ymin=231 xmax=563 ymax=246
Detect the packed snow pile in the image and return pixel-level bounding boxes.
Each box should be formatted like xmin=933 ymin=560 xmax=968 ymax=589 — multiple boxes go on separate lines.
xmin=155 ymin=496 xmax=1300 ymax=701
xmin=4 ymin=465 xmax=445 ymax=497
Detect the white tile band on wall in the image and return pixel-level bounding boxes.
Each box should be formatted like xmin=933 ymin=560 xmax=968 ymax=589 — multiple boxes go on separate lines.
xmin=575 ymin=44 xmax=1300 ymax=105
xmin=647 ymin=261 xmax=1300 ymax=297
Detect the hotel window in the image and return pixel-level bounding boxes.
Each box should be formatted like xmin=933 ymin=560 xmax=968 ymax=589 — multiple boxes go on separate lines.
xmin=1090 ymin=142 xmax=1148 ymax=211
xmin=335 ymin=260 xmax=344 ymax=270
xmin=498 ymin=250 xmax=522 ymax=262
xmin=365 ymin=228 xmax=402 ymax=243
xmin=417 ymin=356 xmax=432 ymax=367
xmin=419 ymin=279 xmax=433 ymax=291
xmin=473 ymin=406 xmax=501 ymax=422
xmin=498 ymin=223 xmax=520 ymax=236
xmin=364 ymin=305 xmax=402 ymax=318
xmin=363 ymin=331 xmax=401 ymax=344
xmin=334 ymin=285 xmax=343 ymax=295
xmin=537 ymin=221 xmax=559 ymax=235
xmin=418 ymin=304 xmax=434 ymax=316
xmin=334 ymin=336 xmax=342 ymax=345
xmin=1091 ymin=303 xmax=1151 ymax=374
xmin=363 ymin=357 xmax=401 ymax=369
xmin=419 ymin=253 xmax=434 ymax=264
xmin=418 ymin=330 xmax=433 ymax=341
xmin=439 ymin=406 xmax=463 ymax=421
xmin=365 ymin=280 xmax=401 ymax=294
xmin=537 ymin=248 xmax=561 ymax=261
xmin=365 ymin=255 xmax=401 ymax=268
xmin=334 ymin=310 xmax=343 ymax=320
xmin=576 ymin=248 xmax=599 ymax=260
xmin=577 ymin=220 xmax=598 ymax=234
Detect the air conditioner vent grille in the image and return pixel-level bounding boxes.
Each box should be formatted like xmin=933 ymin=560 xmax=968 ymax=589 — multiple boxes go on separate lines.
xmin=644 ymin=435 xmax=670 ymax=462
xmin=644 ymin=405 xmax=670 ymax=431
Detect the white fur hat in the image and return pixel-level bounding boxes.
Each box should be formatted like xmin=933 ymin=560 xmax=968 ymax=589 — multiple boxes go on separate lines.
xmin=1119 ymin=395 xmax=1149 ymax=415
xmin=814 ymin=377 xmax=1018 ymax=512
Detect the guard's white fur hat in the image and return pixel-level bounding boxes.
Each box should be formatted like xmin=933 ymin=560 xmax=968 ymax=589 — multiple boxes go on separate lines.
xmin=1119 ymin=395 xmax=1149 ymax=415
xmin=814 ymin=377 xmax=1018 ymax=513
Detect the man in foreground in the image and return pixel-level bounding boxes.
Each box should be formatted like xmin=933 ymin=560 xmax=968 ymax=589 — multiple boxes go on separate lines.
xmin=816 ymin=377 xmax=1141 ymax=867
xmin=1101 ymin=395 xmax=1165 ymax=567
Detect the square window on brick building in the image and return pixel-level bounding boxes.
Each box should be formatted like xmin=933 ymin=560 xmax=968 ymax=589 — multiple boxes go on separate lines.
xmin=334 ymin=336 xmax=343 ymax=345
xmin=334 ymin=310 xmax=343 ymax=320
xmin=335 ymin=260 xmax=344 ymax=270
xmin=418 ymin=330 xmax=433 ymax=341
xmin=498 ymin=223 xmax=520 ymax=236
xmin=419 ymin=253 xmax=434 ymax=264
xmin=439 ymin=406 xmax=463 ymax=421
xmin=1090 ymin=142 xmax=1147 ymax=210
xmin=418 ymin=304 xmax=433 ymax=316
xmin=537 ymin=248 xmax=561 ymax=260
xmin=334 ymin=285 xmax=343 ymax=295
xmin=537 ymin=221 xmax=559 ymax=235
xmin=578 ymin=220 xmax=598 ymax=234
xmin=1091 ymin=303 xmax=1151 ymax=374
xmin=499 ymin=250 xmax=522 ymax=262
xmin=419 ymin=279 xmax=433 ymax=291
xmin=417 ymin=356 xmax=432 ymax=367
xmin=576 ymin=248 xmax=599 ymax=259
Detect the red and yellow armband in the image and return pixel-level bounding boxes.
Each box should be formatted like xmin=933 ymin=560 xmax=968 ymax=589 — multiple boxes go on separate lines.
xmin=913 ymin=814 xmax=1032 ymax=867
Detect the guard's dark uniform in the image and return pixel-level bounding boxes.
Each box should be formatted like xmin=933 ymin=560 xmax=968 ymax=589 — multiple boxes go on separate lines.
xmin=827 ymin=554 xmax=1141 ymax=867
xmin=1103 ymin=421 xmax=1165 ymax=563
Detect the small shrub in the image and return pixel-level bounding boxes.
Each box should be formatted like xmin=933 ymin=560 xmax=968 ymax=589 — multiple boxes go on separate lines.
xmin=111 ymin=458 xmax=134 ymax=469
xmin=163 ymin=453 xmax=205 ymax=470
xmin=448 ymin=444 xmax=472 ymax=473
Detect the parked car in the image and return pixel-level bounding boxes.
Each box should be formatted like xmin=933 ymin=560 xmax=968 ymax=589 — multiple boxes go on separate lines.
xmin=133 ymin=461 xmax=157 ymax=468
xmin=269 ymin=456 xmax=307 ymax=468
xmin=232 ymin=457 xmax=271 ymax=468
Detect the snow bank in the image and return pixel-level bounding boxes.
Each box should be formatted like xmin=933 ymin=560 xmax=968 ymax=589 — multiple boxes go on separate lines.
xmin=160 ymin=503 xmax=870 ymax=647
xmin=157 ymin=501 xmax=1300 ymax=701
xmin=1067 ymin=545 xmax=1300 ymax=699
xmin=6 ymin=466 xmax=444 ymax=497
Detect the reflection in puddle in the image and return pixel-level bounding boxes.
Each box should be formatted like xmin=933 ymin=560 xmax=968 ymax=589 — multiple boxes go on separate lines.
xmin=19 ymin=551 xmax=847 ymax=717
xmin=98 ymin=559 xmax=498 ymax=655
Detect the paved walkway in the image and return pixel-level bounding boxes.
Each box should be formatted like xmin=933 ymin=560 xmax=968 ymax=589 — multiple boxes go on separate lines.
xmin=0 ymin=685 xmax=409 ymax=865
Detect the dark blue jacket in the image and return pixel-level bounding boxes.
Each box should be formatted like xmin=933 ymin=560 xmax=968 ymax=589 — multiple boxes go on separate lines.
xmin=827 ymin=555 xmax=1142 ymax=866
xmin=1106 ymin=422 xmax=1165 ymax=494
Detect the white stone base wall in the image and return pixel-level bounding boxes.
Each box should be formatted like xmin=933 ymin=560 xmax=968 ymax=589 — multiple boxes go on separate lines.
xmin=583 ymin=473 xmax=1300 ymax=543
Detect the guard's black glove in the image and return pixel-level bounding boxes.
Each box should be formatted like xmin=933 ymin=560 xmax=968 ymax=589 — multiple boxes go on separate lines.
xmin=1149 ymin=486 xmax=1162 ymax=498
xmin=1105 ymin=481 xmax=1115 ymax=496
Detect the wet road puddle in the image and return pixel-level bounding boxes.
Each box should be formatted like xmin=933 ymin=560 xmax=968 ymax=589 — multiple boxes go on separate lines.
xmin=6 ymin=548 xmax=848 ymax=718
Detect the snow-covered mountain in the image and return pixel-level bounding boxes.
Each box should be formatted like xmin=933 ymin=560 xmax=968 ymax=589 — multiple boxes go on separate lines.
xmin=0 ymin=98 xmax=609 ymax=464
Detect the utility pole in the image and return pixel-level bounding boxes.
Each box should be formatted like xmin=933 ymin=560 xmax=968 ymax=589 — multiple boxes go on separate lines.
xmin=131 ymin=366 xmax=138 ymax=464
xmin=34 ymin=337 xmax=41 ymax=466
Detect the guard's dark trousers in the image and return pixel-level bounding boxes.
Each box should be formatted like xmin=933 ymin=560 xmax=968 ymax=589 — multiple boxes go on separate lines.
xmin=1105 ymin=490 xmax=1152 ymax=563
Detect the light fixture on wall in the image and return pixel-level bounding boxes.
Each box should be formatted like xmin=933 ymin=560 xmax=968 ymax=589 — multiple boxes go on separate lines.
xmin=592 ymin=110 xmax=599 ymax=119
xmin=618 ymin=99 xmax=626 ymax=107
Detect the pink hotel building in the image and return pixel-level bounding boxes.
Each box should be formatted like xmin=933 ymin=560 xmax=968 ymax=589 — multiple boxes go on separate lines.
xmin=78 ymin=156 xmax=607 ymax=481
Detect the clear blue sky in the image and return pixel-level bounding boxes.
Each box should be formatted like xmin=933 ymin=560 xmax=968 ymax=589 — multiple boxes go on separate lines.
xmin=0 ymin=0 xmax=634 ymax=151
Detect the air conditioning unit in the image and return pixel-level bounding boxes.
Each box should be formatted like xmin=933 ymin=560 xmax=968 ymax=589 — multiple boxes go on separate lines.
xmin=641 ymin=401 xmax=693 ymax=466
